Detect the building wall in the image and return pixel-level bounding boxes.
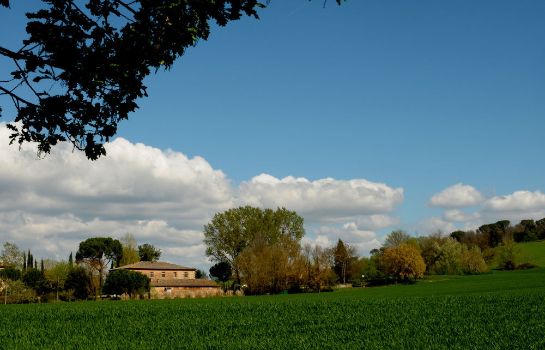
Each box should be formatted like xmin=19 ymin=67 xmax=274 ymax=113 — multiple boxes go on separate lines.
xmin=151 ymin=286 xmax=222 ymax=299
xmin=129 ymin=269 xmax=196 ymax=280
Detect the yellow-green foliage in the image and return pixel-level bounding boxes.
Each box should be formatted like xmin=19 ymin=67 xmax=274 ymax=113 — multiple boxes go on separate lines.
xmin=383 ymin=243 xmax=426 ymax=279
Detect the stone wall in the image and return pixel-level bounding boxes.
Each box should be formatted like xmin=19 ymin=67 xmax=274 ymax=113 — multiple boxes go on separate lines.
xmin=131 ymin=269 xmax=196 ymax=280
xmin=151 ymin=286 xmax=222 ymax=299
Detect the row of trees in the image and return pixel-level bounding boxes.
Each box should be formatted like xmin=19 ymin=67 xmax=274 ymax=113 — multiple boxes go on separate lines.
xmin=201 ymin=207 xmax=489 ymax=293
xmin=450 ymin=218 xmax=545 ymax=249
xmin=0 ymin=235 xmax=163 ymax=303
xmin=347 ymin=218 xmax=542 ymax=286
xmin=204 ymin=208 xmax=544 ymax=292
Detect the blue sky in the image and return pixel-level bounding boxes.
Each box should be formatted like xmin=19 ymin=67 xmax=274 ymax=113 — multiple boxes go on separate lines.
xmin=1 ymin=1 xmax=545 ymax=265
xmin=121 ymin=0 xmax=545 ymax=225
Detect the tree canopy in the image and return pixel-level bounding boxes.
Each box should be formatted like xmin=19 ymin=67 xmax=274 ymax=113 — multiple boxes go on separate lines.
xmin=138 ymin=243 xmax=161 ymax=262
xmin=102 ymin=269 xmax=150 ymax=298
xmin=119 ymin=233 xmax=140 ymax=266
xmin=75 ymin=237 xmax=122 ymax=292
xmin=209 ymin=261 xmax=232 ymax=282
xmin=333 ymin=239 xmax=355 ymax=284
xmin=0 ymin=242 xmax=24 ymax=268
xmin=0 ymin=0 xmax=343 ymax=159
xmin=203 ymin=206 xmax=305 ymax=285
xmin=382 ymin=244 xmax=426 ymax=281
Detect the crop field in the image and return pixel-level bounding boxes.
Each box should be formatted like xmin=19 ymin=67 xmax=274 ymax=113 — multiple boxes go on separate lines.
xmin=1 ymin=268 xmax=544 ymax=349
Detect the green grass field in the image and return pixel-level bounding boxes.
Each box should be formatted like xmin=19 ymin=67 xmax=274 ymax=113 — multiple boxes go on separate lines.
xmin=517 ymin=240 xmax=545 ymax=267
xmin=1 ymin=268 xmax=544 ymax=349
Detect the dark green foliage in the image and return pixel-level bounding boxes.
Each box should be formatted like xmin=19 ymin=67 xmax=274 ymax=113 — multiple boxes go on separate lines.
xmin=514 ymin=219 xmax=539 ymax=242
xmin=102 ymin=269 xmax=150 ymax=298
xmin=65 ymin=266 xmax=91 ymax=300
xmin=0 ymin=266 xmax=21 ymax=281
xmin=195 ymin=269 xmax=207 ymax=279
xmin=137 ymin=243 xmax=161 ymax=262
xmin=26 ymin=250 xmax=33 ymax=271
xmin=68 ymin=252 xmax=73 ymax=266
xmin=450 ymin=230 xmax=465 ymax=242
xmin=479 ymin=221 xmax=509 ymax=248
xmin=537 ymin=218 xmax=545 ymax=240
xmin=76 ymin=237 xmax=123 ymax=267
xmin=209 ymin=261 xmax=232 ymax=282
xmin=76 ymin=237 xmax=122 ymax=292
xmin=22 ymin=268 xmax=49 ymax=295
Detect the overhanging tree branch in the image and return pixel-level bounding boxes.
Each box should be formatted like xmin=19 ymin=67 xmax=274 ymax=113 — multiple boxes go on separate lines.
xmin=0 ymin=0 xmax=344 ymax=160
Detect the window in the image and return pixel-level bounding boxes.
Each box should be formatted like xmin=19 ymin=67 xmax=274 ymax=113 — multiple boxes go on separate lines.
xmin=161 ymin=271 xmax=166 ymax=278
xmin=184 ymin=272 xmax=188 ymax=278
xmin=174 ymin=272 xmax=177 ymax=278
xmin=150 ymin=272 xmax=154 ymax=278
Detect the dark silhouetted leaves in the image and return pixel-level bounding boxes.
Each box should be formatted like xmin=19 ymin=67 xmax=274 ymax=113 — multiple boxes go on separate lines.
xmin=1 ymin=1 xmax=343 ymax=159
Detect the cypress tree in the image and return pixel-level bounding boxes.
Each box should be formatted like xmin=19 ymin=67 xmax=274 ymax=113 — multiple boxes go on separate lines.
xmin=68 ymin=252 xmax=73 ymax=267
xmin=27 ymin=250 xmax=32 ymax=269
xmin=23 ymin=251 xmax=27 ymax=271
xmin=40 ymin=259 xmax=44 ymax=273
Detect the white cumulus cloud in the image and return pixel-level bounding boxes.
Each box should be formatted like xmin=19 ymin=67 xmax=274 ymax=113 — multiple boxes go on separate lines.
xmin=429 ymin=183 xmax=484 ymax=208
xmin=484 ymin=191 xmax=545 ymax=213
xmin=443 ymin=209 xmax=481 ymax=223
xmin=238 ymin=174 xmax=403 ymax=221
xmin=0 ymin=123 xmax=403 ymax=268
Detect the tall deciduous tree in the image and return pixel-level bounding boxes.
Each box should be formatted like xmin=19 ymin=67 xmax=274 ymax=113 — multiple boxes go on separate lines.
xmin=0 ymin=0 xmax=343 ymax=159
xmin=333 ymin=239 xmax=356 ymax=284
xmin=0 ymin=242 xmax=24 ymax=269
xmin=45 ymin=261 xmax=71 ymax=301
xmin=75 ymin=237 xmax=123 ymax=293
xmin=120 ymin=233 xmax=140 ymax=266
xmin=203 ymin=206 xmax=305 ymax=286
xmin=433 ymin=238 xmax=464 ymax=275
xmin=383 ymin=230 xmax=411 ymax=248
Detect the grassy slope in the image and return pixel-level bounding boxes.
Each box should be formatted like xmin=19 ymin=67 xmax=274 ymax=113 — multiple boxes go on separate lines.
xmin=517 ymin=240 xmax=545 ymax=267
xmin=1 ymin=269 xmax=544 ymax=349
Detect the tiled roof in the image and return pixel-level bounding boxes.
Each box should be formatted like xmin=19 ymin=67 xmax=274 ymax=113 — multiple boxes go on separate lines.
xmin=117 ymin=261 xmax=195 ymax=270
xmin=151 ymin=278 xmax=220 ymax=288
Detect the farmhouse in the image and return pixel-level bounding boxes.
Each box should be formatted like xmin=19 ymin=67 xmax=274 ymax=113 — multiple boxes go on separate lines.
xmin=117 ymin=261 xmax=220 ymax=298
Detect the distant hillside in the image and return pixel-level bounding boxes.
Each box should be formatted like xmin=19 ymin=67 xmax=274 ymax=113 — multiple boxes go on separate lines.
xmin=517 ymin=240 xmax=545 ymax=267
